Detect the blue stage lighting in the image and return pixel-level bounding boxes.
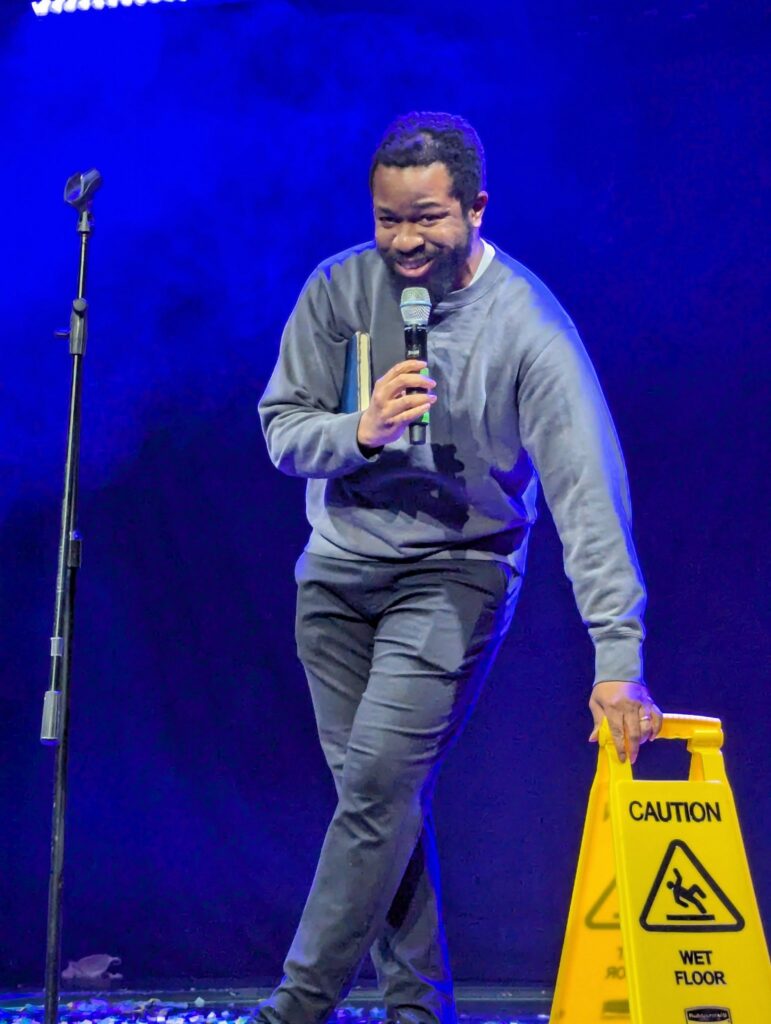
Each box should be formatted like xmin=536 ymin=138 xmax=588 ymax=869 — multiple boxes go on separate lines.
xmin=31 ymin=0 xmax=188 ymax=15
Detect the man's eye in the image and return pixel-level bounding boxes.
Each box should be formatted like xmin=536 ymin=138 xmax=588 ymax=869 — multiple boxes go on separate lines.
xmin=419 ymin=216 xmax=441 ymax=225
xmin=379 ymin=217 xmax=397 ymax=226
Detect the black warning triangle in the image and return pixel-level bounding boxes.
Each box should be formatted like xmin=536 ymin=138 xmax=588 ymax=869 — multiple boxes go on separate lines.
xmin=585 ymin=878 xmax=620 ymax=930
xmin=640 ymin=839 xmax=745 ymax=932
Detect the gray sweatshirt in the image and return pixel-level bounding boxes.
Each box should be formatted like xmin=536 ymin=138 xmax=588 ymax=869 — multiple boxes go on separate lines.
xmin=259 ymin=242 xmax=646 ymax=685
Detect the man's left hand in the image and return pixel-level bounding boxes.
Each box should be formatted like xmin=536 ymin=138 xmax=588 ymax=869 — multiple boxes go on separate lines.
xmin=589 ymin=680 xmax=663 ymax=764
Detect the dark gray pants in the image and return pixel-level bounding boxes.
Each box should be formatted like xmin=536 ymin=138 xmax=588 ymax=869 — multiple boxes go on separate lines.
xmin=262 ymin=553 xmax=521 ymax=1024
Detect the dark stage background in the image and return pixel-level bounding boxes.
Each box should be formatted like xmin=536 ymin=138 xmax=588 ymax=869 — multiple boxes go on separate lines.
xmin=1 ymin=0 xmax=769 ymax=991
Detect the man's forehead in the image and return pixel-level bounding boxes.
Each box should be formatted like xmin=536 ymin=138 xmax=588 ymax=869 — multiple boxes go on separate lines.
xmin=372 ymin=162 xmax=456 ymax=207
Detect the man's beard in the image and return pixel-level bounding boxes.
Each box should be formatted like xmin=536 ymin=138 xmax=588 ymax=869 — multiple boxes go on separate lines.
xmin=380 ymin=228 xmax=472 ymax=305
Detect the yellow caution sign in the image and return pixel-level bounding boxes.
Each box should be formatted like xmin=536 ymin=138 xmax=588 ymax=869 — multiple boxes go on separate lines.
xmin=550 ymin=714 xmax=771 ymax=1023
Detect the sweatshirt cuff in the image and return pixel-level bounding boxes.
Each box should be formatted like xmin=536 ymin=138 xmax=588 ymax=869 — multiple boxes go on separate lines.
xmin=333 ymin=410 xmax=381 ymax=472
xmin=593 ymin=634 xmax=644 ymax=687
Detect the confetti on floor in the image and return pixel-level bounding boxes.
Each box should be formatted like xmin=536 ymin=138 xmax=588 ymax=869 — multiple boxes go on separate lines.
xmin=0 ymin=991 xmax=553 ymax=1024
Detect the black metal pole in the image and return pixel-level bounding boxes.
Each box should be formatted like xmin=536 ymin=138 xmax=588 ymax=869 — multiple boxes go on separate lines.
xmin=41 ymin=171 xmax=102 ymax=1024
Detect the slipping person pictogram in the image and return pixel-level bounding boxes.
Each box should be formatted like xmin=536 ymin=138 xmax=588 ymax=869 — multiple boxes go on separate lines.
xmin=667 ymin=867 xmax=711 ymax=919
xmin=640 ymin=840 xmax=744 ymax=933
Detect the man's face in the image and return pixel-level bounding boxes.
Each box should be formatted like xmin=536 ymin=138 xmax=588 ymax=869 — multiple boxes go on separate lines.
xmin=372 ymin=162 xmax=486 ymax=301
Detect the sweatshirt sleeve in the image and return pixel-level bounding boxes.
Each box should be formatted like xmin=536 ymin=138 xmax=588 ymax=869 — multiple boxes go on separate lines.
xmin=517 ymin=328 xmax=646 ymax=686
xmin=258 ymin=269 xmax=375 ymax=479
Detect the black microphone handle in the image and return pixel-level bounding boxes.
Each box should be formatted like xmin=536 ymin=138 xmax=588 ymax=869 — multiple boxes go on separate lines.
xmin=404 ymin=325 xmax=429 ymax=446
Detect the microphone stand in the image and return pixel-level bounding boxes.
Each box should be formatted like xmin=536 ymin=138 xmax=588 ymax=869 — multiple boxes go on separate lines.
xmin=40 ymin=170 xmax=102 ymax=1024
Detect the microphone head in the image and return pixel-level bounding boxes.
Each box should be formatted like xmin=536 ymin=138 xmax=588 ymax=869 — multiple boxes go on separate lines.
xmin=400 ymin=287 xmax=431 ymax=327
xmin=64 ymin=169 xmax=103 ymax=210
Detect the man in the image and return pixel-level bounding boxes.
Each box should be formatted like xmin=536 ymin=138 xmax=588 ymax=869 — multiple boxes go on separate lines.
xmin=257 ymin=111 xmax=662 ymax=1024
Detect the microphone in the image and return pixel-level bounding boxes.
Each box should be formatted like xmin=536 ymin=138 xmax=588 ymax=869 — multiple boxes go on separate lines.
xmin=64 ymin=170 xmax=103 ymax=211
xmin=400 ymin=287 xmax=432 ymax=445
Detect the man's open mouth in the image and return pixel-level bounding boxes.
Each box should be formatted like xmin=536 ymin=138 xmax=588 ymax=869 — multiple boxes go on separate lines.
xmin=396 ymin=257 xmax=434 ymax=276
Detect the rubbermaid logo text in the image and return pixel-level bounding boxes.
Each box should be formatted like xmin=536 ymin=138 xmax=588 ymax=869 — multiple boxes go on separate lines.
xmin=685 ymin=1007 xmax=732 ymax=1022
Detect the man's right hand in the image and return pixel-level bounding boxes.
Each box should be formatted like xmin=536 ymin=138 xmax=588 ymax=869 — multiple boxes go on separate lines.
xmin=357 ymin=359 xmax=437 ymax=449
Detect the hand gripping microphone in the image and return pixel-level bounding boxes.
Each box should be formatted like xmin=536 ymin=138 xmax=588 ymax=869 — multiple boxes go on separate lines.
xmin=400 ymin=287 xmax=432 ymax=445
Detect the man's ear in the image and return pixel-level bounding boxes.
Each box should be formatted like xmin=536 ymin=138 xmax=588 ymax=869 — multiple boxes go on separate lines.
xmin=468 ymin=190 xmax=489 ymax=228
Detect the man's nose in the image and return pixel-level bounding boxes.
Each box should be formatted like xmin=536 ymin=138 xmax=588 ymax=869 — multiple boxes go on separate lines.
xmin=393 ymin=223 xmax=424 ymax=253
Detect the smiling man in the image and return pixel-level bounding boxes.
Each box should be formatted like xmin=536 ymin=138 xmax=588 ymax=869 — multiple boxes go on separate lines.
xmin=257 ymin=112 xmax=661 ymax=1024
xmin=373 ymin=161 xmax=486 ymax=294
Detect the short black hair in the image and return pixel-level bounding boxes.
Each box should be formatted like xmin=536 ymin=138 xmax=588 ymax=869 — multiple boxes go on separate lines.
xmin=369 ymin=111 xmax=486 ymax=212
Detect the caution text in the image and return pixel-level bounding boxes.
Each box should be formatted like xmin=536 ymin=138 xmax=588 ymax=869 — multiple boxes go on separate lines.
xmin=628 ymin=800 xmax=721 ymax=823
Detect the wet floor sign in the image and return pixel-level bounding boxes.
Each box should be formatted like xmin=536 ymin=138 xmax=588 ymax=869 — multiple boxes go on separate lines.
xmin=550 ymin=714 xmax=771 ymax=1022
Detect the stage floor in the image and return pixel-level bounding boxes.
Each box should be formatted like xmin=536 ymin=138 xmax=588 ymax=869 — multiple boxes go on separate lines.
xmin=0 ymin=986 xmax=553 ymax=1024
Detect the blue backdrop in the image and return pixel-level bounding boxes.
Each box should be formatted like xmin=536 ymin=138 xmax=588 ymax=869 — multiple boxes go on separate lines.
xmin=1 ymin=0 xmax=769 ymax=990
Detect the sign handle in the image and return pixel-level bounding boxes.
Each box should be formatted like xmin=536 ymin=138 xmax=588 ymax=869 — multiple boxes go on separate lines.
xmin=598 ymin=714 xmax=727 ymax=784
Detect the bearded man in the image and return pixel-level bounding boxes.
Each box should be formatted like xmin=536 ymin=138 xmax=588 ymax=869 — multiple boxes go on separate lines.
xmin=257 ymin=111 xmax=662 ymax=1024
